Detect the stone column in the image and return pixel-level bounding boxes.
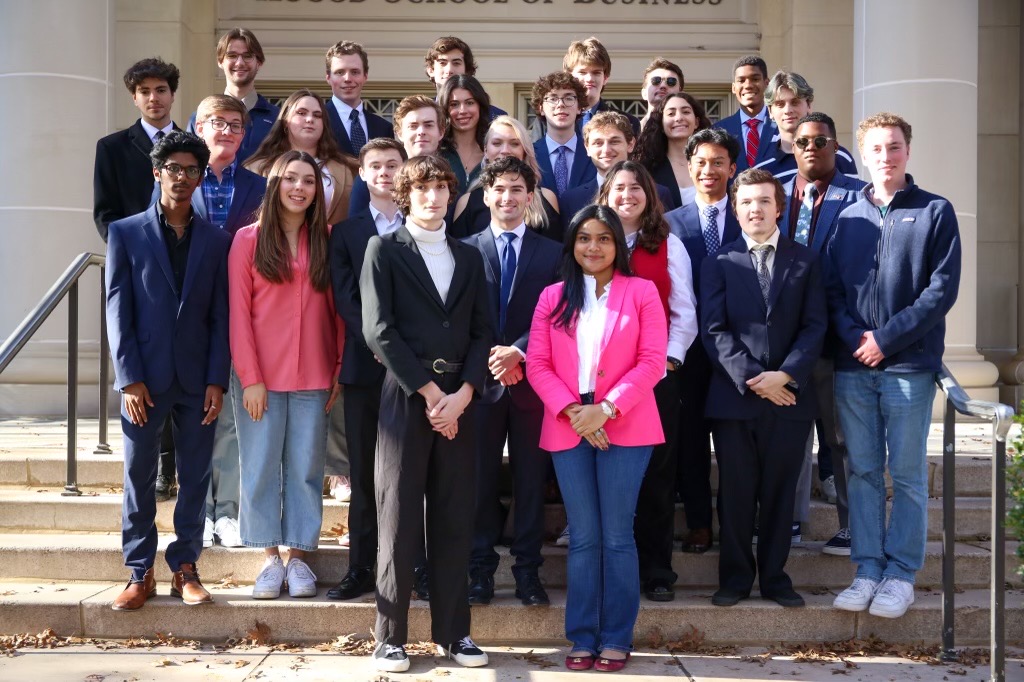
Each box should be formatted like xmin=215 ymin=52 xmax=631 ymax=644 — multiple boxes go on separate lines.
xmin=853 ymin=0 xmax=999 ymax=401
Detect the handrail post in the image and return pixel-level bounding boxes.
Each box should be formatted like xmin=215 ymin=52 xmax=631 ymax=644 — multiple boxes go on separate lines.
xmin=990 ymin=431 xmax=1005 ymax=682
xmin=94 ymin=268 xmax=112 ymax=455
xmin=941 ymin=395 xmax=956 ymax=661
xmin=63 ymin=281 xmax=81 ymax=497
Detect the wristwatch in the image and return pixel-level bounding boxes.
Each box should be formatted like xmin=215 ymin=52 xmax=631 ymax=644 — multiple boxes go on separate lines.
xmin=600 ymin=399 xmax=617 ymax=419
xmin=667 ymin=356 xmax=684 ymax=371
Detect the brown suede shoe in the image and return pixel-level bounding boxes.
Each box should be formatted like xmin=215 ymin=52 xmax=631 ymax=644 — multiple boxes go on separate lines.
xmin=681 ymin=527 xmax=713 ymax=554
xmin=111 ymin=568 xmax=156 ymax=611
xmin=171 ymin=563 xmax=213 ymax=605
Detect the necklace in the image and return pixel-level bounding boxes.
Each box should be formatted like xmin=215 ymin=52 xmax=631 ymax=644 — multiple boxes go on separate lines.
xmin=166 ymin=220 xmax=190 ymax=229
xmin=417 ymin=241 xmax=448 ymax=256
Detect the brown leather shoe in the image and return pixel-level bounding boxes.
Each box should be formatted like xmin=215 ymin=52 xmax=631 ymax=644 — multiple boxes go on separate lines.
xmin=111 ymin=568 xmax=156 ymax=611
xmin=171 ymin=563 xmax=213 ymax=605
xmin=681 ymin=527 xmax=713 ymax=554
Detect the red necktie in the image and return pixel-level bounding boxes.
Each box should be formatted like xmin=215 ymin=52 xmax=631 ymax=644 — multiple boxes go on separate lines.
xmin=745 ymin=118 xmax=760 ymax=167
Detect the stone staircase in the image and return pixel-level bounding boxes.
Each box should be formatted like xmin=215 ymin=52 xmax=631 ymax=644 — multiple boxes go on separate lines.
xmin=0 ymin=417 xmax=1019 ymax=646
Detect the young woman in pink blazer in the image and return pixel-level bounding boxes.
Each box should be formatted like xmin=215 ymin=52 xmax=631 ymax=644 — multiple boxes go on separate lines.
xmin=526 ymin=204 xmax=667 ymax=672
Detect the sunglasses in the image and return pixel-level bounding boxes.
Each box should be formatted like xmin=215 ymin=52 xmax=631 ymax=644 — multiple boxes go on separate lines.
xmin=794 ymin=135 xmax=835 ymax=150
xmin=649 ymin=76 xmax=679 ymax=88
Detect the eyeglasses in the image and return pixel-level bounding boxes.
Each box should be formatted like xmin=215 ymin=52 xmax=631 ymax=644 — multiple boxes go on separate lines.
xmin=224 ymin=52 xmax=256 ymax=63
xmin=794 ymin=135 xmax=835 ymax=150
xmin=649 ymin=76 xmax=679 ymax=88
xmin=207 ymin=117 xmax=245 ymax=134
xmin=161 ymin=163 xmax=202 ymax=180
xmin=543 ymin=95 xmax=578 ymax=106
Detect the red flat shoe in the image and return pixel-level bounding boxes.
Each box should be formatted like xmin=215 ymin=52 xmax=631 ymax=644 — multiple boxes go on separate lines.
xmin=565 ymin=653 xmax=595 ymax=670
xmin=594 ymin=652 xmax=630 ymax=672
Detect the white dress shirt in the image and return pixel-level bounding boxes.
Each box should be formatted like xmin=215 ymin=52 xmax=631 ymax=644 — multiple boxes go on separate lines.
xmin=741 ymin=226 xmax=781 ymax=275
xmin=369 ymin=204 xmax=403 ymax=236
xmin=140 ymin=119 xmax=174 ymax=144
xmin=576 ymin=275 xmax=611 ymax=394
xmin=625 ymin=231 xmax=698 ymax=362
xmin=332 ymin=96 xmax=367 ymax=141
xmin=545 ymin=134 xmax=578 ymax=177
xmin=694 ymin=195 xmax=730 ymax=243
xmin=406 ymin=220 xmax=455 ymax=302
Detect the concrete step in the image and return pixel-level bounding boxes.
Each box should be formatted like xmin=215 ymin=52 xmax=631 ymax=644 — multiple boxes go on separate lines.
xmin=0 ymin=578 xmax=1018 ymax=646
xmin=0 ymin=533 xmax=1015 ymax=590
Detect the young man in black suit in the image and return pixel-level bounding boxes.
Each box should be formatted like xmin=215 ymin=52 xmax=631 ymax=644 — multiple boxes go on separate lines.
xmin=325 ymin=40 xmax=394 ymax=157
xmin=94 ymin=58 xmax=181 ymax=242
xmin=664 ymin=126 xmax=740 ymax=554
xmin=462 ymin=157 xmax=561 ymax=607
xmin=700 ymin=168 xmax=827 ymax=609
xmin=327 ymin=138 xmax=407 ymax=602
xmin=361 ymin=155 xmax=492 ymax=673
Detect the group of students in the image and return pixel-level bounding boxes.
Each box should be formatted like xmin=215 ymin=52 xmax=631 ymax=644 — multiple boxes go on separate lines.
xmin=95 ymin=27 xmax=961 ymax=675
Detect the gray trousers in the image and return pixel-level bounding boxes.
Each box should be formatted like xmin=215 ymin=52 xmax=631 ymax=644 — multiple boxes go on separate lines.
xmin=206 ymin=370 xmax=241 ymax=520
xmin=324 ymin=392 xmax=349 ymax=478
xmin=793 ymin=357 xmax=849 ymax=527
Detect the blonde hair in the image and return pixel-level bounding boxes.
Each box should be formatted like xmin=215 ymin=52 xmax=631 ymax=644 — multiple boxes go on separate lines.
xmin=472 ymin=115 xmax=548 ymax=229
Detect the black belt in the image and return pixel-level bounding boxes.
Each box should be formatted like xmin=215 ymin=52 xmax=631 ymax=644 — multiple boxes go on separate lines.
xmin=580 ymin=392 xmax=595 ymax=405
xmin=422 ymin=358 xmax=464 ymax=375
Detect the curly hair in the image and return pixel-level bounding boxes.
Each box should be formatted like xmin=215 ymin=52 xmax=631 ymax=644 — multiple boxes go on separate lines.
xmin=530 ymin=72 xmax=588 ymax=119
xmin=856 ymin=111 xmax=913 ymax=150
xmin=391 ymin=155 xmax=460 ymax=213
xmin=633 ymin=92 xmax=711 ymax=169
xmin=123 ymin=57 xmax=179 ymax=94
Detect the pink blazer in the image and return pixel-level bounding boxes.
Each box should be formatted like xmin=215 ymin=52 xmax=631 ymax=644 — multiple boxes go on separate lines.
xmin=526 ymin=272 xmax=668 ymax=452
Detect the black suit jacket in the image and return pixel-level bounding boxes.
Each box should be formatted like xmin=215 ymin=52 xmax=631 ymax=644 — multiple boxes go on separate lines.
xmin=93 ymin=120 xmax=179 ymax=242
xmin=463 ymin=228 xmax=561 ymax=408
xmin=700 ymin=235 xmax=827 ymax=421
xmin=360 ymin=226 xmax=492 ymax=396
xmin=325 ymin=100 xmax=394 ymax=157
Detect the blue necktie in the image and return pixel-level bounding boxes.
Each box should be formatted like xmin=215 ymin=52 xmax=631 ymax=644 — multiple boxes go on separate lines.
xmin=702 ymin=205 xmax=721 ymax=254
xmin=499 ymin=232 xmax=518 ymax=332
xmin=348 ymin=108 xmax=367 ymax=153
xmin=793 ymin=185 xmax=817 ymax=246
xmin=554 ymin=146 xmax=569 ymax=195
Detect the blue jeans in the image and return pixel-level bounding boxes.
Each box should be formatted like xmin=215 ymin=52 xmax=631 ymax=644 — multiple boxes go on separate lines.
xmin=552 ymin=441 xmax=652 ymax=655
xmin=235 ymin=388 xmax=329 ymax=551
xmin=835 ymin=370 xmax=935 ymax=583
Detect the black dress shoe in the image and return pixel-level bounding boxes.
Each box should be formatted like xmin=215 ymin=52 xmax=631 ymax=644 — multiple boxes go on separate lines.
xmin=681 ymin=527 xmax=712 ymax=554
xmin=413 ymin=565 xmax=430 ymax=601
xmin=467 ymin=573 xmax=494 ymax=605
xmin=763 ymin=588 xmax=805 ymax=608
xmin=326 ymin=566 xmax=374 ymax=601
xmin=711 ymin=588 xmax=749 ymax=606
xmin=644 ymin=579 xmax=675 ymax=602
xmin=154 ymin=474 xmax=177 ymax=502
xmin=514 ymin=574 xmax=550 ymax=606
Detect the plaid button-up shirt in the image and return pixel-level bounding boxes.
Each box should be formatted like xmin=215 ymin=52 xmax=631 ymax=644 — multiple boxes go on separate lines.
xmin=202 ymin=161 xmax=236 ymax=229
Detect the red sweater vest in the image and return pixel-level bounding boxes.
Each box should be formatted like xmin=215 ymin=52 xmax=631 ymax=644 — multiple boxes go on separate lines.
xmin=629 ymin=240 xmax=670 ymax=320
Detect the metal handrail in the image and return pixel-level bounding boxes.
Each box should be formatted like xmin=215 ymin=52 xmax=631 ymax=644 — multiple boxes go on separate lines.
xmin=0 ymin=252 xmax=111 ymax=495
xmin=936 ymin=364 xmax=1013 ymax=682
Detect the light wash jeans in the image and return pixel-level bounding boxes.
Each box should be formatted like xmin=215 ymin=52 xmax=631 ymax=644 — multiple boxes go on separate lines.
xmin=834 ymin=369 xmax=935 ymax=583
xmin=552 ymin=441 xmax=652 ymax=655
xmin=235 ymin=388 xmax=330 ymax=551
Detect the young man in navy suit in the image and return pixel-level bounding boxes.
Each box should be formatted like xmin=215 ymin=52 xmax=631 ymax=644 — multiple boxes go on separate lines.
xmin=462 ymin=157 xmax=561 ymax=607
xmin=701 ymin=168 xmax=827 ymax=608
xmin=328 ymin=138 xmax=408 ymax=602
xmin=325 ymin=41 xmax=394 ymax=157
xmin=106 ymin=131 xmax=231 ymax=611
xmin=424 ymin=36 xmax=507 ymax=120
xmin=664 ymin=126 xmax=739 ymax=554
xmin=563 ymin=37 xmax=641 ymax=137
xmin=714 ymin=56 xmax=777 ymax=172
xmin=531 ymin=72 xmax=596 ymax=200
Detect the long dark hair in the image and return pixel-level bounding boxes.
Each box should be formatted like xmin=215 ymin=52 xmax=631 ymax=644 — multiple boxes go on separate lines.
xmin=550 ymin=205 xmax=632 ymax=331
xmin=596 ymin=160 xmax=669 ymax=255
xmin=438 ymin=74 xmax=492 ymax=154
xmin=247 ymin=89 xmax=358 ymax=176
xmin=633 ymin=92 xmax=711 ymax=170
xmin=253 ymin=150 xmax=331 ymax=292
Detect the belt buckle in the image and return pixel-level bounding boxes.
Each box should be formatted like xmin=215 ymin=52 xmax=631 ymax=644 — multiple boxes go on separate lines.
xmin=431 ymin=358 xmax=445 ymax=374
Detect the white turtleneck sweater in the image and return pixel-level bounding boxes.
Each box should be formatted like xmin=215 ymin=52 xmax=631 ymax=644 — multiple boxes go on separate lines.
xmin=406 ymin=219 xmax=455 ymax=302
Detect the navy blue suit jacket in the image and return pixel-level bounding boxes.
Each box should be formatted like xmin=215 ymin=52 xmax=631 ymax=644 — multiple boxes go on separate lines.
xmin=576 ymin=100 xmax=642 ymax=138
xmin=779 ymin=172 xmax=867 ymax=255
xmin=186 ymin=94 xmax=279 ymax=164
xmin=533 ymin=137 xmax=596 ymax=199
xmin=700 ymin=235 xmax=827 ymax=421
xmin=559 ymin=178 xmax=677 ymax=234
xmin=665 ymin=200 xmax=741 ymax=305
xmin=714 ymin=110 xmax=778 ymax=172
xmin=325 ymin=100 xmax=394 ymax=157
xmin=105 ymin=205 xmax=231 ymax=395
xmin=462 ymin=227 xmax=561 ymax=407
xmin=150 ymin=165 xmax=267 ymax=237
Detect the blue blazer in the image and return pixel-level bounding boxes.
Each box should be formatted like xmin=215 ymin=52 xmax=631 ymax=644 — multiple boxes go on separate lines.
xmin=665 ymin=201 xmax=741 ymax=304
xmin=325 ymin=100 xmax=394 ymax=157
xmin=576 ymin=99 xmax=642 ymax=138
xmin=779 ymin=172 xmax=867 ymax=254
xmin=558 ymin=178 xmax=677 ymax=234
xmin=462 ymin=227 xmax=561 ymax=407
xmin=714 ymin=111 xmax=778 ymax=172
xmin=150 ymin=165 xmax=267 ymax=237
xmin=533 ymin=137 xmax=596 ymax=199
xmin=186 ymin=94 xmax=279 ymax=164
xmin=700 ymin=235 xmax=826 ymax=421
xmin=105 ymin=205 xmax=231 ymax=395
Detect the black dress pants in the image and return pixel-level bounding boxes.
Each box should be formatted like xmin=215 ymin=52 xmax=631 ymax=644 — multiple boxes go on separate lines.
xmin=344 ymin=378 xmax=383 ymax=570
xmin=675 ymin=345 xmax=713 ymax=531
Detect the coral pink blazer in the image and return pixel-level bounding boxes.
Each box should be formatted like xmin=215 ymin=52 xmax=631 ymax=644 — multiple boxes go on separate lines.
xmin=526 ymin=272 xmax=668 ymax=452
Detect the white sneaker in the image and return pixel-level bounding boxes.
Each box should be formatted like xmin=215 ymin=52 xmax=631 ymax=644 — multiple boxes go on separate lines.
xmin=202 ymin=517 xmax=215 ymax=548
xmin=286 ymin=558 xmax=318 ymax=598
xmin=833 ymin=577 xmax=880 ymax=612
xmin=373 ymin=642 xmax=410 ymax=672
xmin=820 ymin=475 xmax=837 ymax=504
xmin=868 ymin=577 xmax=915 ymax=618
xmin=252 ymin=555 xmax=286 ymax=599
xmin=437 ymin=636 xmax=489 ymax=667
xmin=556 ymin=526 xmax=570 ymax=547
xmin=338 ymin=532 xmax=350 ymax=548
xmin=213 ymin=516 xmax=243 ymax=548
xmin=329 ymin=475 xmax=352 ymax=502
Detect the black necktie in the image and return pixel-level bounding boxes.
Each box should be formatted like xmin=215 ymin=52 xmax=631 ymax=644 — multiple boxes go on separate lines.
xmin=499 ymin=232 xmax=518 ymax=332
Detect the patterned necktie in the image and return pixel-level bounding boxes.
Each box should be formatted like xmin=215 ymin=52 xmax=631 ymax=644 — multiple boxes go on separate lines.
xmin=499 ymin=232 xmax=518 ymax=332
xmin=153 ymin=130 xmax=165 ymax=144
xmin=348 ymin=109 xmax=367 ymax=154
xmin=554 ymin=146 xmax=569 ymax=195
xmin=702 ymin=205 xmax=721 ymax=255
xmin=745 ymin=118 xmax=760 ymax=167
xmin=752 ymin=245 xmax=774 ymax=306
xmin=793 ymin=185 xmax=818 ymax=246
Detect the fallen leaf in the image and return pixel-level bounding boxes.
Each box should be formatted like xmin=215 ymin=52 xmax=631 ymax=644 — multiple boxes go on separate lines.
xmin=245 ymin=621 xmax=272 ymax=646
xmin=234 ymin=660 xmax=249 ymax=668
xmin=152 ymin=658 xmax=175 ymax=667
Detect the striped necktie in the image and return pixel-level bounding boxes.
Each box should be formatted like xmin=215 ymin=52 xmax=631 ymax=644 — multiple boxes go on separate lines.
xmin=745 ymin=118 xmax=760 ymax=167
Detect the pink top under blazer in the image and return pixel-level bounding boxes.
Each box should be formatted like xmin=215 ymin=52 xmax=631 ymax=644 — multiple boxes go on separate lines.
xmin=229 ymin=223 xmax=344 ymax=392
xmin=526 ymin=272 xmax=668 ymax=452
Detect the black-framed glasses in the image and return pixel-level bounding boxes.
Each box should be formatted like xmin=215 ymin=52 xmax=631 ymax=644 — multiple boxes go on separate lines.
xmin=207 ymin=117 xmax=245 ymax=134
xmin=543 ymin=94 xmax=578 ymax=106
xmin=649 ymin=76 xmax=679 ymax=88
xmin=794 ymin=135 xmax=835 ymax=150
xmin=161 ymin=163 xmax=202 ymax=180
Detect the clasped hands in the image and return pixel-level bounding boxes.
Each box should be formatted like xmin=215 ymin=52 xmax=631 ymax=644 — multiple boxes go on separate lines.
xmin=562 ymin=403 xmax=610 ymax=451
xmin=746 ymin=371 xmax=796 ymax=407
xmin=488 ymin=345 xmax=523 ymax=386
xmin=420 ymin=381 xmax=474 ymax=441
